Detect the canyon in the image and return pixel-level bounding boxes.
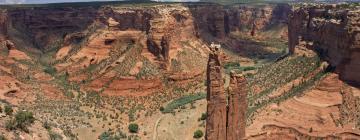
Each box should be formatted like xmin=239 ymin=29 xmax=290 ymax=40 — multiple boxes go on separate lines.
xmin=0 ymin=1 xmax=359 ymax=140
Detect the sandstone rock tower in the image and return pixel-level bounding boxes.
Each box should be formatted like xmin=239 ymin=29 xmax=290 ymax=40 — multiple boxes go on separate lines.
xmin=206 ymin=43 xmax=247 ymax=140
xmin=227 ymin=72 xmax=247 ymax=140
xmin=206 ymin=43 xmax=227 ymax=140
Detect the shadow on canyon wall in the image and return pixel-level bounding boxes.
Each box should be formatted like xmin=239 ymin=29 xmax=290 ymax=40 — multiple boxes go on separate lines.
xmin=187 ymin=3 xmax=291 ymax=61
xmin=2 ymin=2 xmax=291 ymax=64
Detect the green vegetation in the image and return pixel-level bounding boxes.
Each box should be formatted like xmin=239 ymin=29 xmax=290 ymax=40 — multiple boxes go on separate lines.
xmin=4 ymin=105 xmax=13 ymax=116
xmin=248 ymin=55 xmax=321 ymax=103
xmin=136 ymin=60 xmax=160 ymax=79
xmin=200 ymin=113 xmax=207 ymax=121
xmin=193 ymin=130 xmax=204 ymax=139
xmin=43 ymin=66 xmax=57 ymax=75
xmin=99 ymin=131 xmax=112 ymax=140
xmin=162 ymin=93 xmax=206 ymax=113
xmin=49 ymin=131 xmax=63 ymax=140
xmin=43 ymin=121 xmax=51 ymax=130
xmin=0 ymin=134 xmax=6 ymax=140
xmin=99 ymin=130 xmax=127 ymax=140
xmin=247 ymin=69 xmax=328 ymax=120
xmin=224 ymin=62 xmax=256 ymax=74
xmin=6 ymin=110 xmax=35 ymax=132
xmin=159 ymin=106 xmax=165 ymax=112
xmin=128 ymin=123 xmax=139 ymax=133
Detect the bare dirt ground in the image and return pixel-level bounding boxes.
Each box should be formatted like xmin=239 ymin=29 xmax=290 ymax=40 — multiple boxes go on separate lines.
xmin=247 ymin=73 xmax=360 ymax=138
xmin=155 ymin=99 xmax=207 ymax=140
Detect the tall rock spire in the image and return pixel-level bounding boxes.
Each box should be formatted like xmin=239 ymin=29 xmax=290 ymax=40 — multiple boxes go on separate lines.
xmin=206 ymin=43 xmax=248 ymax=140
xmin=206 ymin=43 xmax=227 ymax=140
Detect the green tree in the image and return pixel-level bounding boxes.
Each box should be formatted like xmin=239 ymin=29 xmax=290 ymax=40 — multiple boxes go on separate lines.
xmin=193 ymin=130 xmax=204 ymax=139
xmin=200 ymin=113 xmax=207 ymax=120
xmin=128 ymin=123 xmax=139 ymax=133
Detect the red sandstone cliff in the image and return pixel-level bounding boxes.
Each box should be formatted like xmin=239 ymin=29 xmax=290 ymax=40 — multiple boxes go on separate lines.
xmin=288 ymin=5 xmax=360 ymax=84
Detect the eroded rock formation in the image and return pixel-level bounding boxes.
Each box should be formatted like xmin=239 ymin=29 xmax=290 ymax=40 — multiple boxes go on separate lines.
xmin=227 ymin=72 xmax=247 ymax=140
xmin=288 ymin=5 xmax=360 ymax=84
xmin=206 ymin=46 xmax=227 ymax=140
xmin=206 ymin=45 xmax=248 ymax=140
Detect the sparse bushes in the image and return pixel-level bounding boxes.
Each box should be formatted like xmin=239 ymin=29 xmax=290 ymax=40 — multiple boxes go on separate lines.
xmin=44 ymin=66 xmax=57 ymax=75
xmin=193 ymin=130 xmax=204 ymax=139
xmin=49 ymin=131 xmax=63 ymax=140
xmin=128 ymin=123 xmax=139 ymax=133
xmin=4 ymin=106 xmax=13 ymax=116
xmin=5 ymin=110 xmax=35 ymax=132
xmin=162 ymin=93 xmax=206 ymax=113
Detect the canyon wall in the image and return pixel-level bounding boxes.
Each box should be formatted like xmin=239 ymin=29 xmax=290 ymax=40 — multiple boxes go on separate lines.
xmin=288 ymin=5 xmax=360 ymax=84
xmin=3 ymin=3 xmax=291 ymax=51
xmin=0 ymin=10 xmax=7 ymax=41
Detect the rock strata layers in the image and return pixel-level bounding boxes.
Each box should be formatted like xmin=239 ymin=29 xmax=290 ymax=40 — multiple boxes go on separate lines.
xmin=288 ymin=5 xmax=360 ymax=84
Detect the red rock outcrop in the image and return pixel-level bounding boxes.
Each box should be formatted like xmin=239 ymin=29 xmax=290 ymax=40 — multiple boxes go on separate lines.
xmin=206 ymin=46 xmax=227 ymax=140
xmin=227 ymin=72 xmax=247 ymax=140
xmin=206 ymin=45 xmax=248 ymax=140
xmin=288 ymin=5 xmax=360 ymax=84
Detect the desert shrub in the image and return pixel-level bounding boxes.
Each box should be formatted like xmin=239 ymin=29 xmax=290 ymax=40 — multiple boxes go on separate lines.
xmin=44 ymin=66 xmax=57 ymax=75
xmin=4 ymin=106 xmax=13 ymax=116
xmin=6 ymin=111 xmax=35 ymax=132
xmin=193 ymin=130 xmax=204 ymax=139
xmin=159 ymin=106 xmax=164 ymax=112
xmin=5 ymin=120 xmax=16 ymax=130
xmin=49 ymin=131 xmax=63 ymax=140
xmin=128 ymin=123 xmax=139 ymax=133
xmin=99 ymin=131 xmax=112 ymax=140
xmin=0 ymin=134 xmax=6 ymax=140
xmin=43 ymin=121 xmax=51 ymax=130
xmin=200 ymin=113 xmax=207 ymax=121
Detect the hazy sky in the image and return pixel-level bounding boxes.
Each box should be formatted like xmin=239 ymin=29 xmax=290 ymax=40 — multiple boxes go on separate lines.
xmin=0 ymin=0 xmax=199 ymax=4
